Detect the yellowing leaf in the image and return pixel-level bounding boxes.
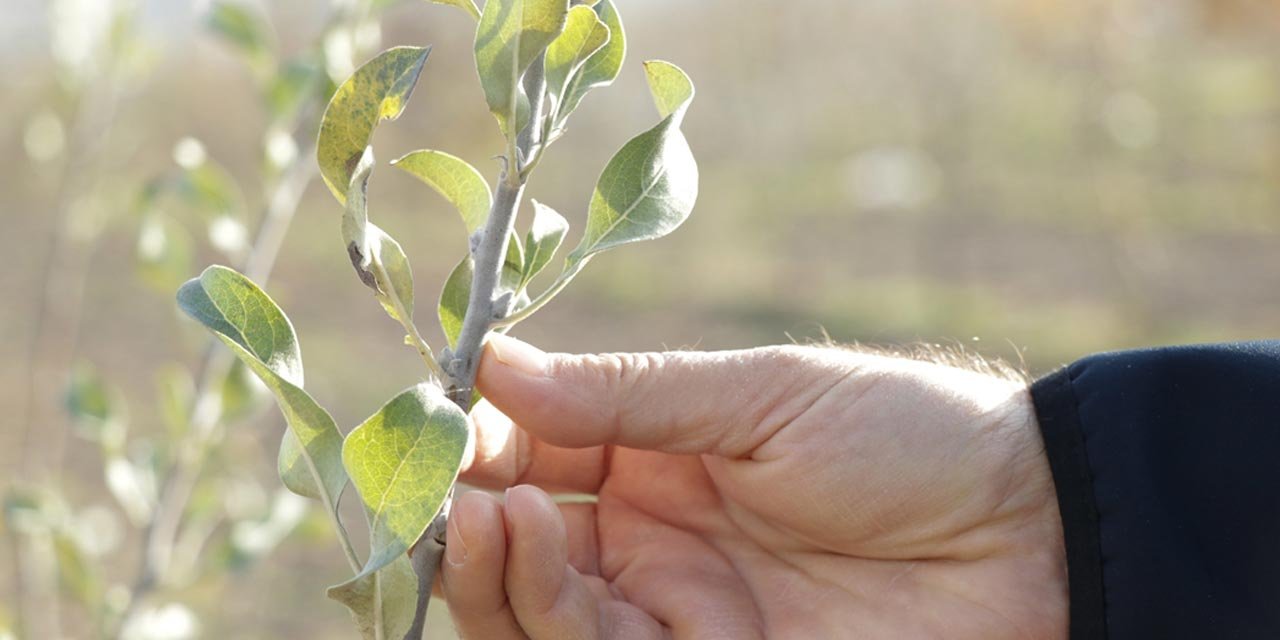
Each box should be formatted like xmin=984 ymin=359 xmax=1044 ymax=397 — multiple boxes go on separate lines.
xmin=317 ymin=46 xmax=430 ymax=204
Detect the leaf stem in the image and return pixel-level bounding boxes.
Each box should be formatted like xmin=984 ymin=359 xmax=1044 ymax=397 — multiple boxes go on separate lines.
xmin=371 ymin=259 xmax=448 ymax=383
xmin=492 ymin=258 xmax=586 ymax=329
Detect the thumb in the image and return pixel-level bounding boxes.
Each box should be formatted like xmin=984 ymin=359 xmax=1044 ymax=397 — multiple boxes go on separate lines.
xmin=475 ymin=334 xmax=856 ymax=457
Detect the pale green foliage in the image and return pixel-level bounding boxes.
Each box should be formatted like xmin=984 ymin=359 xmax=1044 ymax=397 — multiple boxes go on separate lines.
xmin=644 ymin=59 xmax=695 ymax=120
xmin=317 ymin=46 xmax=430 ymax=204
xmin=176 ymin=266 xmax=347 ymax=511
xmin=440 ymin=232 xmax=527 ymax=342
xmin=425 ymin=0 xmax=481 ymax=21
xmin=65 ymin=363 xmax=126 ymax=451
xmin=569 ymin=61 xmax=698 ymax=263
xmin=327 ymin=556 xmax=420 ymax=639
xmin=392 ymin=150 xmax=493 ymax=234
xmin=474 ymin=0 xmax=570 ymax=139
xmin=439 ymin=241 xmax=527 ymax=348
xmin=341 ymin=384 xmax=468 ymax=578
xmin=555 ymin=0 xmax=624 ymax=127
xmin=206 ymin=1 xmax=274 ymax=67
xmin=545 ymin=5 xmax=609 ymax=116
xmin=438 ymin=257 xmax=473 ymax=349
xmin=522 ymin=200 xmax=569 ymax=285
xmin=166 ymin=2 xmax=700 ymax=635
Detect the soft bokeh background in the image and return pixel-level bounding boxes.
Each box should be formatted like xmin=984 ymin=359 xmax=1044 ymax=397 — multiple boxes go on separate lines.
xmin=3 ymin=0 xmax=1279 ymax=637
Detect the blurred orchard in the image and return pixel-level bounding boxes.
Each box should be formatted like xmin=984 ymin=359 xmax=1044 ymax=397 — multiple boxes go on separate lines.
xmin=2 ymin=0 xmax=1279 ymax=637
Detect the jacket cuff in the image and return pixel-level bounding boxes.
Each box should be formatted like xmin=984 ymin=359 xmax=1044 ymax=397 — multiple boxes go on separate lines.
xmin=1030 ymin=368 xmax=1107 ymax=639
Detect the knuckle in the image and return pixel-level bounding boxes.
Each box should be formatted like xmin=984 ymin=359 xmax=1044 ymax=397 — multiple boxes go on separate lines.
xmin=560 ymin=351 xmax=667 ymax=396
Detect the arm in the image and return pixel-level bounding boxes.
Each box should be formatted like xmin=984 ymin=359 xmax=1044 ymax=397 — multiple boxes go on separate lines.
xmin=1032 ymin=341 xmax=1280 ymax=639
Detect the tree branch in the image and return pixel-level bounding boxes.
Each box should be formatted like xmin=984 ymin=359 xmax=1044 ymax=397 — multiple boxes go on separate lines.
xmin=403 ymin=53 xmax=550 ymax=640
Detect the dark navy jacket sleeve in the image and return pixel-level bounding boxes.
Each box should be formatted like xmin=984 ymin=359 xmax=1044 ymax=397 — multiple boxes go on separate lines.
xmin=1030 ymin=341 xmax=1280 ymax=640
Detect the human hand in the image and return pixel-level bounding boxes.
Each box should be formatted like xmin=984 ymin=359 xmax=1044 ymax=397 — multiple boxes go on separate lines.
xmin=441 ymin=335 xmax=1067 ymax=639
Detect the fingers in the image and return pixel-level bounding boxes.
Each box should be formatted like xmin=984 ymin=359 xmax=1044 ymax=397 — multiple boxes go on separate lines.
xmin=441 ymin=491 xmax=524 ymax=639
xmin=478 ymin=334 xmax=856 ymax=457
xmin=503 ymin=485 xmax=602 ymax=637
xmin=462 ymin=400 xmax=611 ymax=494
xmin=503 ymin=486 xmax=666 ymax=640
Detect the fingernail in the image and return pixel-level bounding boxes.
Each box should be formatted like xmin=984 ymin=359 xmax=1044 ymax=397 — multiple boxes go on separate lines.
xmin=486 ymin=334 xmax=547 ymax=377
xmin=445 ymin=511 xmax=467 ymax=567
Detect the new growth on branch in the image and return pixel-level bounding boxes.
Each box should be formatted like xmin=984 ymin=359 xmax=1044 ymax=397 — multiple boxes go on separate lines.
xmin=175 ymin=0 xmax=699 ymax=638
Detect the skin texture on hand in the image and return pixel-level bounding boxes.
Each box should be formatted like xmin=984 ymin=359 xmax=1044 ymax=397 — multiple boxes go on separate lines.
xmin=441 ymin=335 xmax=1068 ymax=639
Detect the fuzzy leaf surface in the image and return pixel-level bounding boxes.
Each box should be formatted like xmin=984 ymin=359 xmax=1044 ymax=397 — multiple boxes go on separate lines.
xmin=474 ymin=0 xmax=569 ymax=138
xmin=522 ymin=200 xmax=568 ymax=284
xmin=439 ymin=239 xmax=526 ymax=348
xmin=569 ymin=61 xmax=698 ymax=262
xmin=176 ymin=266 xmax=347 ymax=509
xmin=557 ymin=0 xmax=624 ymax=124
xmin=545 ymin=5 xmax=609 ymax=116
xmin=341 ymin=384 xmax=469 ymax=579
xmin=392 ymin=150 xmax=493 ymax=234
xmin=327 ymin=555 xmax=419 ymax=640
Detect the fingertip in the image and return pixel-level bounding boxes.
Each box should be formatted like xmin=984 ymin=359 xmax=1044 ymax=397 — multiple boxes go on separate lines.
xmin=504 ymin=485 xmax=570 ymax=605
xmin=503 ymin=484 xmax=565 ymax=547
xmin=442 ymin=491 xmax=528 ymax=637
xmin=479 ymin=334 xmax=549 ymax=387
xmin=441 ymin=491 xmax=506 ymax=611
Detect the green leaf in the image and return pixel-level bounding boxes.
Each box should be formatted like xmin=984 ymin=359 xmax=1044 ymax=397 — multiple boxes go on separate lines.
xmin=474 ymin=0 xmax=570 ymax=139
xmin=266 ymin=58 xmax=326 ymax=123
xmin=557 ymin=0 xmax=624 ymax=125
xmin=317 ymin=46 xmax=431 ymax=204
xmin=522 ymin=200 xmax=568 ymax=284
xmin=438 ymin=256 xmax=472 ymax=350
xmin=341 ymin=384 xmax=468 ymax=578
xmin=644 ymin=59 xmax=695 ymax=120
xmin=425 ymin=0 xmax=481 ymax=20
xmin=53 ymin=530 xmax=101 ymax=607
xmin=206 ymin=1 xmax=274 ymax=65
xmin=327 ymin=556 xmax=418 ymax=640
xmin=438 ymin=237 xmax=527 ymax=349
xmin=155 ymin=364 xmax=194 ymax=439
xmin=391 ymin=150 xmax=493 ymax=234
xmin=174 ymin=161 xmax=244 ymax=219
xmin=545 ymin=5 xmax=610 ymax=116
xmin=64 ymin=363 xmax=126 ymax=452
xmin=568 ymin=61 xmax=697 ymax=262
xmin=176 ymin=266 xmax=347 ymax=510
xmin=64 ymin=364 xmax=114 ymax=426
xmin=506 ymin=229 xmax=526 ymax=278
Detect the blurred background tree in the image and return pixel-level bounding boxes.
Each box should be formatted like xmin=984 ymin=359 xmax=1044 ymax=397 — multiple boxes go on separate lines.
xmin=2 ymin=0 xmax=1279 ymax=637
